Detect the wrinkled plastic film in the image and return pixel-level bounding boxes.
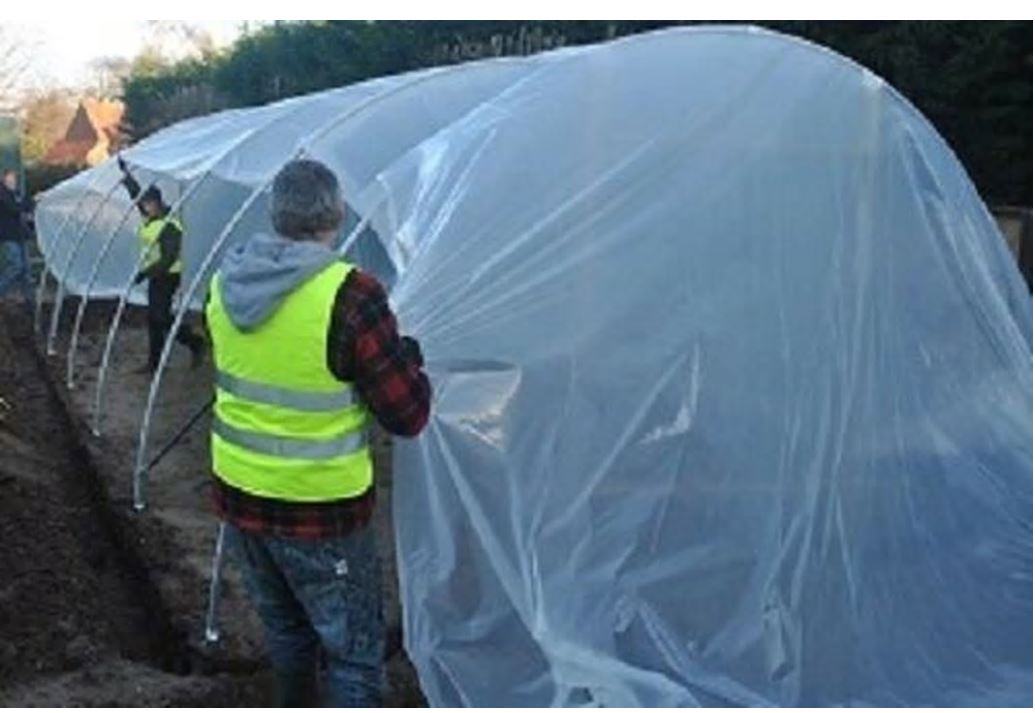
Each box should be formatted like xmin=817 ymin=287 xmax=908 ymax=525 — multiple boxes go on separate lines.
xmin=384 ymin=28 xmax=1032 ymax=707
xmin=33 ymin=27 xmax=1031 ymax=707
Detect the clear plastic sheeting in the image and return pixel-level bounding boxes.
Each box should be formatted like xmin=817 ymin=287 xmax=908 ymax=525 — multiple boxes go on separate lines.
xmin=34 ymin=60 xmax=542 ymax=305
xmin=35 ymin=26 xmax=1032 ymax=707
xmin=382 ymin=29 xmax=1032 ymax=707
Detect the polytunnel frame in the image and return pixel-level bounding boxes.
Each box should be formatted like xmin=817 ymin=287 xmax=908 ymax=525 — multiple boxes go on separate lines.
xmin=44 ymin=179 xmax=125 ymax=355
xmin=30 ymin=24 xmax=1026 ymax=693
xmin=193 ymin=52 xmax=550 ymax=641
xmin=33 ymin=168 xmax=109 ymax=336
xmin=128 ymin=61 xmax=487 ymax=511
xmin=84 ymin=102 xmax=320 ymax=431
xmin=131 ymin=46 xmax=619 ymax=512
xmin=65 ymin=178 xmax=158 ymax=389
xmin=84 ymin=87 xmax=413 ymax=433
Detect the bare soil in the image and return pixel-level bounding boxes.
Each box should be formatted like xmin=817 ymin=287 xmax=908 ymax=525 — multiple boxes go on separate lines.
xmin=0 ymin=297 xmax=424 ymax=706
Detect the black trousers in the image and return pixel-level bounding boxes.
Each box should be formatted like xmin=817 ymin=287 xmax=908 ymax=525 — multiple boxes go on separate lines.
xmin=147 ymin=273 xmax=202 ymax=368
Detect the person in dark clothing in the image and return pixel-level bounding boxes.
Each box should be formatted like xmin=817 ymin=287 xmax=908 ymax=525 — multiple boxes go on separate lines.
xmin=0 ymin=168 xmax=34 ymax=304
xmin=117 ymin=156 xmax=205 ymax=374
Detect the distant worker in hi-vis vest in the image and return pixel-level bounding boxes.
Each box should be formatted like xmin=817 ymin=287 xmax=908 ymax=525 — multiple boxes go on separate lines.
xmin=205 ymin=159 xmax=431 ymax=707
xmin=117 ymin=155 xmax=205 ymax=374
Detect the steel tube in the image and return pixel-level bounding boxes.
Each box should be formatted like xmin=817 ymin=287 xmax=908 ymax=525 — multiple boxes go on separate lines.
xmin=34 ymin=170 xmax=108 ymax=335
xmin=65 ymin=180 xmax=158 ymax=389
xmin=203 ymin=522 xmax=227 ymax=644
xmin=46 ymin=180 xmax=123 ymax=355
xmin=131 ymin=67 xmax=454 ymax=510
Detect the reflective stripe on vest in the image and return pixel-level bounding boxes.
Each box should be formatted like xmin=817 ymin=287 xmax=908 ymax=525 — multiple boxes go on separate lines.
xmin=206 ymin=260 xmax=373 ymax=503
xmin=215 ymin=369 xmax=359 ymax=412
xmin=139 ymin=215 xmax=183 ymax=274
xmin=212 ymin=416 xmax=367 ymax=460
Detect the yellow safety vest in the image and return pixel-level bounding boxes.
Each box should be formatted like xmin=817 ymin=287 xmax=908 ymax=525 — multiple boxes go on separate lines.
xmin=206 ymin=261 xmax=373 ymax=502
xmin=139 ymin=215 xmax=183 ymax=274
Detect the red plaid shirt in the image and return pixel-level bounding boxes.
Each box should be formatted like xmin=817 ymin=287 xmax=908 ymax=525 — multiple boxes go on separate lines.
xmin=212 ymin=268 xmax=431 ymax=539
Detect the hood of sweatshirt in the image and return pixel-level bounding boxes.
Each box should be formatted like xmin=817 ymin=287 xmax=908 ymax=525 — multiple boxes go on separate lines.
xmin=217 ymin=232 xmax=338 ymax=331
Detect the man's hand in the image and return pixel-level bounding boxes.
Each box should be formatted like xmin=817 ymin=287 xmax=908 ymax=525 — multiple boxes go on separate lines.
xmin=401 ymin=336 xmax=424 ymax=368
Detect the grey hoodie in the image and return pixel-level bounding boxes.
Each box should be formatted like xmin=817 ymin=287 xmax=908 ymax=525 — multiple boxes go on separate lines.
xmin=217 ymin=232 xmax=339 ymax=331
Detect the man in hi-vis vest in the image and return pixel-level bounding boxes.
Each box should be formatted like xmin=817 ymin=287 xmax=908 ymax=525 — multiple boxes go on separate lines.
xmin=206 ymin=159 xmax=431 ymax=706
xmin=118 ymin=156 xmax=205 ymax=374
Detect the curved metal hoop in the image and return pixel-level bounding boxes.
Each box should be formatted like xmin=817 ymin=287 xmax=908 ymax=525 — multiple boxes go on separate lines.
xmin=65 ymin=180 xmax=158 ymax=389
xmin=34 ymin=170 xmax=109 ymax=335
xmin=130 ymin=65 xmax=464 ymax=510
xmin=88 ymin=106 xmax=306 ymax=435
xmin=45 ymin=180 xmax=123 ymax=355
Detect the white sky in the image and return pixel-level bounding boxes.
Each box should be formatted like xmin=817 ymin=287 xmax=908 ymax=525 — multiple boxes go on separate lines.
xmin=3 ymin=20 xmax=251 ymax=91
xmin=3 ymin=5 xmax=1025 ymax=94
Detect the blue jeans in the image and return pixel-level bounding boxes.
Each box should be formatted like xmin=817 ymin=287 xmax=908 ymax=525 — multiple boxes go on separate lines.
xmin=225 ymin=523 xmax=386 ymax=707
xmin=0 ymin=241 xmax=32 ymax=302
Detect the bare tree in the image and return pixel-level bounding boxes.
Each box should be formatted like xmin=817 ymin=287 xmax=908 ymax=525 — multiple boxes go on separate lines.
xmin=89 ymin=55 xmax=133 ymax=97
xmin=19 ymin=88 xmax=76 ymax=160
xmin=142 ymin=21 xmax=216 ymax=60
xmin=0 ymin=25 xmax=34 ymax=114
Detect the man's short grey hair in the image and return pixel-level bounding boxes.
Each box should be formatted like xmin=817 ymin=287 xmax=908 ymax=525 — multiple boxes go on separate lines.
xmin=271 ymin=159 xmax=345 ymax=240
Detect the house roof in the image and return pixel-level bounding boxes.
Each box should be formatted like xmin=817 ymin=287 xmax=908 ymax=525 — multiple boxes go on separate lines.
xmin=43 ymin=98 xmax=124 ymax=166
xmin=43 ymin=139 xmax=96 ymax=165
xmin=82 ymin=98 xmax=124 ymax=138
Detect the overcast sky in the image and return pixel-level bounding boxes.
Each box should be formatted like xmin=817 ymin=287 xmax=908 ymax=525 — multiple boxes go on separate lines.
xmin=3 ymin=21 xmax=251 ymax=92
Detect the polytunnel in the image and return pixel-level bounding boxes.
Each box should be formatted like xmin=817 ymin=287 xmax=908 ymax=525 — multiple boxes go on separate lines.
xmin=34 ymin=25 xmax=1032 ymax=707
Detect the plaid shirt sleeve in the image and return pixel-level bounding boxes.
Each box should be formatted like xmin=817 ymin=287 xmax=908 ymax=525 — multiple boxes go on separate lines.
xmin=328 ymin=269 xmax=431 ymax=437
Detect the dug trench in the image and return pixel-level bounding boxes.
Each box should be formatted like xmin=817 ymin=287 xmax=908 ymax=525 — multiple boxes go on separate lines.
xmin=0 ymin=299 xmax=422 ymax=706
xmin=0 ymin=300 xmax=270 ymax=705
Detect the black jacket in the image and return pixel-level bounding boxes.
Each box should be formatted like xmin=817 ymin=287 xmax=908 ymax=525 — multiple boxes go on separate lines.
xmin=0 ymin=184 xmax=32 ymax=243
